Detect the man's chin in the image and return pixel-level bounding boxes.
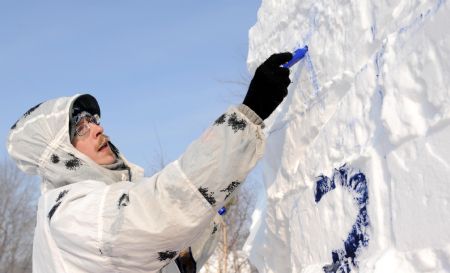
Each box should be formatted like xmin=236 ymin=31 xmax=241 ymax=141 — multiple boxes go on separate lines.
xmin=96 ymin=149 xmax=117 ymax=165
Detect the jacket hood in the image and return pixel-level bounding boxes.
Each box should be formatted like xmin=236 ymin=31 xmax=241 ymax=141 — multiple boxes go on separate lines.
xmin=7 ymin=94 xmax=144 ymax=193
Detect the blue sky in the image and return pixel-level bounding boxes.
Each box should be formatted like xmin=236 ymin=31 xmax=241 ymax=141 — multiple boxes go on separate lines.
xmin=0 ymin=1 xmax=261 ymax=173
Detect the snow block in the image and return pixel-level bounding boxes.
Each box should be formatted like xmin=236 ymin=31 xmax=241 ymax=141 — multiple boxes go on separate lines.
xmin=245 ymin=0 xmax=450 ymax=272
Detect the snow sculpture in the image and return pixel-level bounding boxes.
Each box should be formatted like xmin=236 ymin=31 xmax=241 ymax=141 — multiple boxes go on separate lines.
xmin=245 ymin=0 xmax=450 ymax=272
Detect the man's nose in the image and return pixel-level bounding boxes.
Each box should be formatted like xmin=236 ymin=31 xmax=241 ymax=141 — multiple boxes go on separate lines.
xmin=91 ymin=123 xmax=104 ymax=138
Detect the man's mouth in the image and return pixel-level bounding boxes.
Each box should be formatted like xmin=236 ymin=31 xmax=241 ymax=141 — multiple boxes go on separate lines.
xmin=98 ymin=142 xmax=108 ymax=151
xmin=97 ymin=136 xmax=110 ymax=152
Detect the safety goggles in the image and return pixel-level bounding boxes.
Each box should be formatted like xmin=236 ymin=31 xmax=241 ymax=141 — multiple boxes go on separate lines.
xmin=74 ymin=114 xmax=101 ymax=138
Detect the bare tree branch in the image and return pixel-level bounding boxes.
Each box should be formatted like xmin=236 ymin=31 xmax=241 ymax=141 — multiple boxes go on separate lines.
xmin=0 ymin=159 xmax=39 ymax=273
xmin=202 ymin=181 xmax=260 ymax=273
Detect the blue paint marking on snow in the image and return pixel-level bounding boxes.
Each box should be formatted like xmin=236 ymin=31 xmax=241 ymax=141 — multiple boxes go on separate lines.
xmin=314 ymin=164 xmax=370 ymax=273
xmin=314 ymin=174 xmax=336 ymax=202
xmin=301 ymin=5 xmax=319 ymax=44
xmin=375 ymin=42 xmax=386 ymax=80
xmin=398 ymin=0 xmax=444 ymax=35
xmin=374 ymin=42 xmax=387 ymax=101
xmin=298 ymin=4 xmax=321 ymax=98
xmin=370 ymin=9 xmax=377 ymax=42
xmin=305 ymin=53 xmax=320 ymax=96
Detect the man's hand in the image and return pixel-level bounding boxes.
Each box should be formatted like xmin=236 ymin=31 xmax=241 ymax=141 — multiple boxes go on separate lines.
xmin=243 ymin=52 xmax=293 ymax=120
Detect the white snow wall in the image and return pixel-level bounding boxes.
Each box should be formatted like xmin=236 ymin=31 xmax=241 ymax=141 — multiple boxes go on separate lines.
xmin=245 ymin=0 xmax=450 ymax=272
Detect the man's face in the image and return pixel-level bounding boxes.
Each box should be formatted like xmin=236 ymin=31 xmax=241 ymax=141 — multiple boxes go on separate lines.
xmin=71 ymin=116 xmax=116 ymax=165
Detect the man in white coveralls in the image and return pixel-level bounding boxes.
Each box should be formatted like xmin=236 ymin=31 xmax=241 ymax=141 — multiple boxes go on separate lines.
xmin=6 ymin=52 xmax=292 ymax=273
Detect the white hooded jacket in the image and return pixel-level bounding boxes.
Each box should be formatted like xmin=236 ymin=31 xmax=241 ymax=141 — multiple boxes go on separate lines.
xmin=7 ymin=94 xmax=265 ymax=273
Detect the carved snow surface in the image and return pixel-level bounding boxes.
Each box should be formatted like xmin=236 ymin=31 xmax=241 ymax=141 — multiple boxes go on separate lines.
xmin=244 ymin=0 xmax=450 ymax=272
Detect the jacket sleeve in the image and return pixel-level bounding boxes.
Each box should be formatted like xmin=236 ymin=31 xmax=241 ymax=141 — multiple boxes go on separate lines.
xmin=189 ymin=214 xmax=223 ymax=270
xmin=49 ymin=105 xmax=265 ymax=273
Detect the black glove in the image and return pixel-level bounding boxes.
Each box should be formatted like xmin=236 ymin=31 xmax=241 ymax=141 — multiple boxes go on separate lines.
xmin=243 ymin=52 xmax=293 ymax=120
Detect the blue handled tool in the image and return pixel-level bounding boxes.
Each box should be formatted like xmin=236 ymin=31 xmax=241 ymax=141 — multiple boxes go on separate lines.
xmin=282 ymin=45 xmax=309 ymax=68
xmin=218 ymin=207 xmax=227 ymax=215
